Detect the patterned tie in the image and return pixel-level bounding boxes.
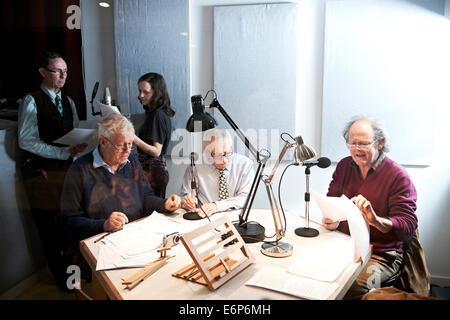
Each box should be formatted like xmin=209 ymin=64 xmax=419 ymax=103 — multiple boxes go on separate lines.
xmin=218 ymin=168 xmax=229 ymax=200
xmin=55 ymin=95 xmax=63 ymax=116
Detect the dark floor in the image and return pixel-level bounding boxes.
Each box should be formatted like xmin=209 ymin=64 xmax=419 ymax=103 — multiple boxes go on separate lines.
xmin=0 ymin=267 xmax=92 ymax=300
xmin=430 ymin=285 xmax=450 ymax=299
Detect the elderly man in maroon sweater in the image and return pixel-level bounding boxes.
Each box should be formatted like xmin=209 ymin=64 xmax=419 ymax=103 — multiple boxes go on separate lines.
xmin=323 ymin=117 xmax=418 ymax=299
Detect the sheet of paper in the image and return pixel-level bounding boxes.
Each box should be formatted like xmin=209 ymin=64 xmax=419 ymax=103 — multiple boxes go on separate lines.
xmin=95 ymin=212 xmax=195 ymax=271
xmin=96 ymin=243 xmax=160 ymax=271
xmin=287 ymin=235 xmax=354 ymax=282
xmin=311 ymin=190 xmax=370 ymax=263
xmin=246 ymin=266 xmax=339 ymax=300
xmin=311 ymin=189 xmax=347 ymax=222
xmin=341 ymin=195 xmax=370 ymax=263
xmin=53 ymin=128 xmax=95 ymax=145
xmin=97 ymin=100 xmax=121 ymax=117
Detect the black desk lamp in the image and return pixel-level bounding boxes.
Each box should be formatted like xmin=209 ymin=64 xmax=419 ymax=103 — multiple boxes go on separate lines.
xmin=186 ymin=92 xmax=269 ymax=243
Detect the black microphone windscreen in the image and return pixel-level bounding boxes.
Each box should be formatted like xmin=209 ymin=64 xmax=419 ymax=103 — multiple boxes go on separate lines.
xmin=91 ymin=81 xmax=99 ymax=101
xmin=317 ymin=157 xmax=331 ymax=168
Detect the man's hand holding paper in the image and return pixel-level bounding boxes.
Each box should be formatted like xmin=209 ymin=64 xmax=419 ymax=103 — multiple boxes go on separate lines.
xmin=312 ymin=190 xmax=370 ymax=263
xmin=351 ymin=194 xmax=393 ymax=234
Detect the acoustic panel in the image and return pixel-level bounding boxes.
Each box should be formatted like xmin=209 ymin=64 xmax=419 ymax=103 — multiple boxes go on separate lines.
xmin=114 ymin=0 xmax=190 ymax=133
xmin=213 ymin=3 xmax=298 ymax=157
xmin=322 ymin=0 xmax=449 ymax=166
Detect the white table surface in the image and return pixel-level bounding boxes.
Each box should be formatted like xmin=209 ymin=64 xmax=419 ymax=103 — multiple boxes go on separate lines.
xmin=80 ymin=208 xmax=371 ymax=300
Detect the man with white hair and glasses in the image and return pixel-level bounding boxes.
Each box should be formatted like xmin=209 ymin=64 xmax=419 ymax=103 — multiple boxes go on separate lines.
xmin=323 ymin=116 xmax=418 ymax=299
xmin=181 ymin=128 xmax=254 ymax=217
xmin=60 ymin=114 xmax=181 ymax=278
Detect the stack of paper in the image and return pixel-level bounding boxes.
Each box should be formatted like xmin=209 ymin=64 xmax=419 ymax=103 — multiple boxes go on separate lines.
xmin=287 ymin=234 xmax=354 ymax=283
xmin=95 ymin=213 xmax=192 ymax=271
xmin=246 ymin=266 xmax=339 ymax=300
xmin=246 ymin=233 xmax=354 ymax=300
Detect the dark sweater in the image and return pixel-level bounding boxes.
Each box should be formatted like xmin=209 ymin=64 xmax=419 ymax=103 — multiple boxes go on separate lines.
xmin=327 ymin=156 xmax=418 ymax=254
xmin=59 ymin=152 xmax=166 ymax=245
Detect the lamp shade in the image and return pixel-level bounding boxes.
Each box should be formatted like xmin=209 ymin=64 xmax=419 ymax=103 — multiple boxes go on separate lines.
xmin=293 ymin=136 xmax=316 ymax=163
xmin=186 ymin=113 xmax=217 ymax=132
xmin=186 ymin=95 xmax=218 ymax=132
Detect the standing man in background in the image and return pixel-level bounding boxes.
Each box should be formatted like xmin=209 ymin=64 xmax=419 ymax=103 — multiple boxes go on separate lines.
xmin=18 ymin=51 xmax=87 ymax=292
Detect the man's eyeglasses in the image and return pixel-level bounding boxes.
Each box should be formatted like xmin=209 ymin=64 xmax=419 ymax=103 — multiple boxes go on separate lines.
xmin=346 ymin=140 xmax=377 ymax=150
xmin=44 ymin=67 xmax=69 ymax=76
xmin=210 ymin=152 xmax=233 ymax=160
xmin=103 ymin=136 xmax=136 ymax=153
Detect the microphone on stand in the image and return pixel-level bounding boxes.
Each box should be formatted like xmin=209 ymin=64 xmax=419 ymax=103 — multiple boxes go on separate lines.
xmin=295 ymin=156 xmax=331 ymax=238
xmin=104 ymin=87 xmax=112 ymax=106
xmin=90 ymin=81 xmax=101 ymax=116
xmin=183 ymin=152 xmax=204 ymax=220
xmin=300 ymin=157 xmax=331 ymax=168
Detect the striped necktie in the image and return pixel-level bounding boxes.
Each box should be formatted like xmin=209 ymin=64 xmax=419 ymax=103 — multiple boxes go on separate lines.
xmin=55 ymin=95 xmax=63 ymax=116
xmin=218 ymin=168 xmax=229 ymax=200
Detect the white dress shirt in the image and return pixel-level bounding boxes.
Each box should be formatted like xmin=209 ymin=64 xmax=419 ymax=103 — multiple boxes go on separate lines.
xmin=180 ymin=153 xmax=254 ymax=212
xmin=18 ymin=84 xmax=79 ymax=160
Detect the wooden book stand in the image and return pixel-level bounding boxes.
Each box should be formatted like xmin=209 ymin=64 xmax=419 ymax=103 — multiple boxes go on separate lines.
xmin=172 ymin=215 xmax=254 ymax=291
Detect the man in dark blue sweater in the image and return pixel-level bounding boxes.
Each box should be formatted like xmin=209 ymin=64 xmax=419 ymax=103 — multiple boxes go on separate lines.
xmin=59 ymin=114 xmax=181 ymax=270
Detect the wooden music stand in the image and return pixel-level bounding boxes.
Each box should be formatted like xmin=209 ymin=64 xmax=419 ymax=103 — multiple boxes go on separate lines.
xmin=172 ymin=215 xmax=255 ymax=291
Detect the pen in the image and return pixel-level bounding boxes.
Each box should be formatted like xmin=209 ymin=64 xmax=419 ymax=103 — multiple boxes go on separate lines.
xmin=94 ymin=227 xmax=123 ymax=243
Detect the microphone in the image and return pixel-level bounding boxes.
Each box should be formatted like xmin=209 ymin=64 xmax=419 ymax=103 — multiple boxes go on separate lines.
xmin=104 ymin=87 xmax=112 ymax=106
xmin=90 ymin=81 xmax=99 ymax=104
xmin=183 ymin=152 xmax=203 ymax=220
xmin=190 ymin=151 xmax=196 ymax=190
xmin=90 ymin=82 xmax=101 ymax=116
xmin=301 ymin=157 xmax=331 ymax=168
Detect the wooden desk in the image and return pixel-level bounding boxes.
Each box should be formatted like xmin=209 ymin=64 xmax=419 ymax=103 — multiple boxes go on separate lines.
xmin=80 ymin=209 xmax=371 ymax=300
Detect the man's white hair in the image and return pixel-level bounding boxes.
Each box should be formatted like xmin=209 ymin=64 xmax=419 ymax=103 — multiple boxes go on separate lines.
xmin=97 ymin=113 xmax=135 ymax=139
xmin=202 ymin=128 xmax=233 ymax=151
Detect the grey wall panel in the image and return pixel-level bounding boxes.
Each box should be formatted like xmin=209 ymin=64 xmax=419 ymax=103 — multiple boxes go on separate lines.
xmin=213 ymin=3 xmax=298 ymax=157
xmin=321 ymin=0 xmax=449 ymax=166
xmin=114 ymin=0 xmax=190 ymax=134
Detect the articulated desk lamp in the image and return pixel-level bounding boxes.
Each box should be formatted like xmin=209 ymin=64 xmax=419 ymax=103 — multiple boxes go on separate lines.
xmin=185 ymin=91 xmax=270 ymax=243
xmin=261 ymin=135 xmax=316 ymax=257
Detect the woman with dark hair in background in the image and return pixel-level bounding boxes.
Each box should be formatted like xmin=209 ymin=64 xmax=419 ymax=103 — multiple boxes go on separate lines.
xmin=134 ymin=73 xmax=175 ymax=198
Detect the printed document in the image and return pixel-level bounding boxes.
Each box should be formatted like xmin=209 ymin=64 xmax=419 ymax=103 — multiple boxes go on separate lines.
xmin=95 ymin=213 xmax=192 ymax=271
xmin=53 ymin=128 xmax=95 ymax=145
xmin=287 ymin=233 xmax=354 ymax=282
xmin=246 ymin=266 xmax=339 ymax=300
xmin=97 ymin=100 xmax=121 ymax=117
xmin=311 ymin=190 xmax=370 ymax=263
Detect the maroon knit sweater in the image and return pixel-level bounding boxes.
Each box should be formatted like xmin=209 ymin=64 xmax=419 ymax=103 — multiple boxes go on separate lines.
xmin=327 ymin=156 xmax=418 ymax=253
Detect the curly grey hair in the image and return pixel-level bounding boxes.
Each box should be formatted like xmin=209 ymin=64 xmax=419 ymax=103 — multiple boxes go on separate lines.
xmin=342 ymin=116 xmax=390 ymax=153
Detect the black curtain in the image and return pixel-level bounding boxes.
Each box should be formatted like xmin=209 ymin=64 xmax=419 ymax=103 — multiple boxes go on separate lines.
xmin=0 ymin=0 xmax=86 ymax=120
